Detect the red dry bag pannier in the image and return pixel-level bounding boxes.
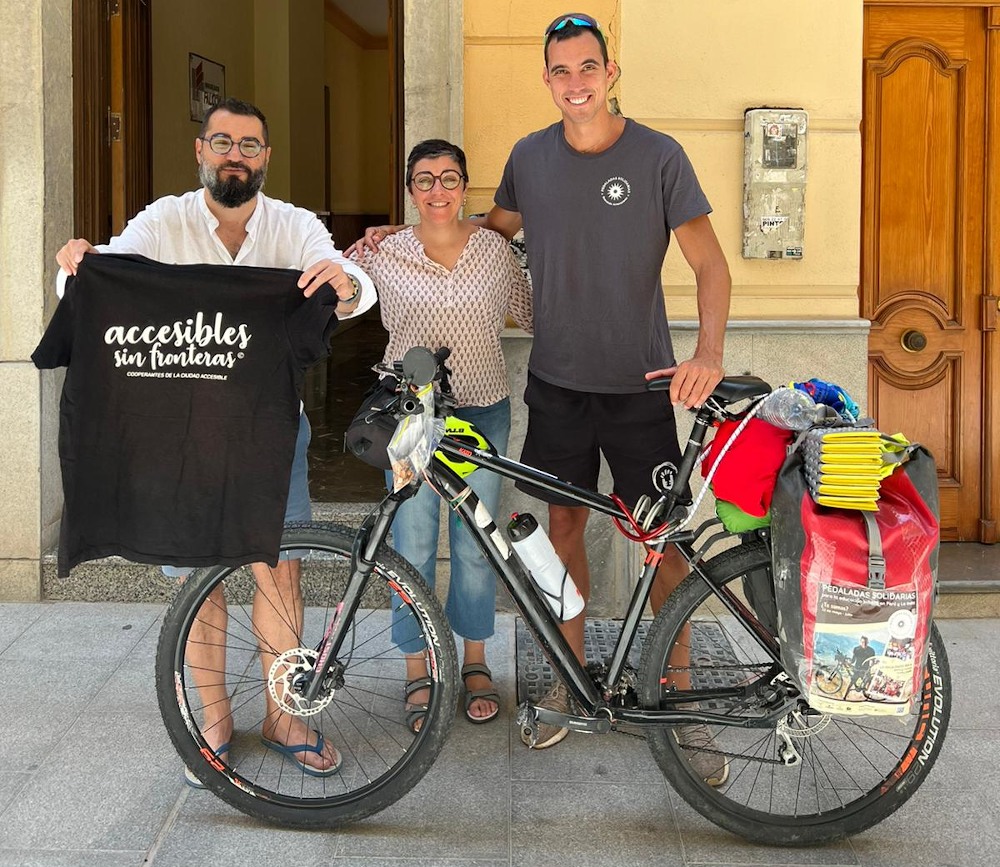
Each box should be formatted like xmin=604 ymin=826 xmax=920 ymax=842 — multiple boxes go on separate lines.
xmin=770 ymin=441 xmax=939 ymax=717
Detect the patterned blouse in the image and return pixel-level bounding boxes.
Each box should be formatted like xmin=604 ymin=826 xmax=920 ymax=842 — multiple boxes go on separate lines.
xmin=352 ymin=227 xmax=533 ymax=407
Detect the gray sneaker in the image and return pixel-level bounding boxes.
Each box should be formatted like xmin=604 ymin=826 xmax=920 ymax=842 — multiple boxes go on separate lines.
xmin=520 ymin=682 xmax=571 ymax=750
xmin=676 ymin=724 xmax=730 ymax=786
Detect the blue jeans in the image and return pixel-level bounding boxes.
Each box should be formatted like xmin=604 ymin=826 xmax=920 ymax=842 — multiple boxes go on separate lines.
xmin=387 ymin=398 xmax=511 ymax=653
xmin=162 ymin=412 xmax=312 ymax=578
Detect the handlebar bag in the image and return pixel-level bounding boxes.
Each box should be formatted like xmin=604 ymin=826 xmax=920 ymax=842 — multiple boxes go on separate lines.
xmin=770 ymin=439 xmax=939 ymax=717
xmin=345 ymin=377 xmax=399 ymax=470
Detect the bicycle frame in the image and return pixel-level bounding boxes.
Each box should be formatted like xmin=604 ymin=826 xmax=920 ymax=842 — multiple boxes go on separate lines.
xmin=310 ymin=404 xmax=787 ymax=730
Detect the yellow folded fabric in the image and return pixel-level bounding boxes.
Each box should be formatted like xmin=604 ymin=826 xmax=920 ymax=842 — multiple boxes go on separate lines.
xmin=821 ymin=431 xmax=884 ymax=442
xmin=817 ymin=484 xmax=881 ymax=496
xmin=819 ymin=455 xmax=883 ymax=466
xmin=819 ymin=473 xmax=883 ymax=485
xmin=819 ymin=442 xmax=883 ymax=454
xmin=816 ymin=495 xmax=879 ymax=511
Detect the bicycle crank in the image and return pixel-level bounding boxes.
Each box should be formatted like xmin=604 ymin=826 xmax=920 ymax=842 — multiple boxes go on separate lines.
xmin=515 ymin=700 xmax=613 ymax=746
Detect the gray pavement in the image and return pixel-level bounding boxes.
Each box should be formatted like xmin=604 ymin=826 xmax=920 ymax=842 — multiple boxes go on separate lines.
xmin=0 ymin=602 xmax=996 ymax=867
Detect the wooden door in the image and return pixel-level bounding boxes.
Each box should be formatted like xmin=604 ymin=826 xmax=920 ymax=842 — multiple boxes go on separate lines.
xmin=862 ymin=4 xmax=997 ymax=542
xmin=388 ymin=0 xmax=405 ymax=225
xmin=72 ymin=0 xmax=151 ymax=242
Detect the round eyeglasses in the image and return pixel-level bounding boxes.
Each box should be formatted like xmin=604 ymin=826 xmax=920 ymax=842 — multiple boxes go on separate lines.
xmin=199 ymin=134 xmax=265 ymax=159
xmin=411 ymin=170 xmax=465 ymax=192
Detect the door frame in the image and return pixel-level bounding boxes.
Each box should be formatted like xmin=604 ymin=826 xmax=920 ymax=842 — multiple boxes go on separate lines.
xmin=983 ymin=8 xmax=1000 ymax=543
xmin=388 ymin=0 xmax=405 ymax=225
xmin=72 ymin=0 xmax=151 ymax=242
xmin=863 ymin=1 xmax=1000 ymax=543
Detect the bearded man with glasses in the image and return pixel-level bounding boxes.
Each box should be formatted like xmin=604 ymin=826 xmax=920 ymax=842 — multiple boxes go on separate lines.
xmin=54 ymin=97 xmax=375 ymax=783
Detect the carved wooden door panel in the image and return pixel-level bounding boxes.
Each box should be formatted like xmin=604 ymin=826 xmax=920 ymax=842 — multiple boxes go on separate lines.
xmin=862 ymin=5 xmax=991 ymax=541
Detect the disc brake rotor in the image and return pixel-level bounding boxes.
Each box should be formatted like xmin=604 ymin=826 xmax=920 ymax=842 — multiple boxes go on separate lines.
xmin=267 ymin=648 xmax=336 ymax=717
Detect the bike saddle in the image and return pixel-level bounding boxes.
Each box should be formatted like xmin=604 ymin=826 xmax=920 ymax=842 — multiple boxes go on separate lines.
xmin=646 ymin=374 xmax=771 ymax=406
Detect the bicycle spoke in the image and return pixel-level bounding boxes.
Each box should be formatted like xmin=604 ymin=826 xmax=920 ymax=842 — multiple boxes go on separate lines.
xmin=643 ymin=547 xmax=948 ymax=837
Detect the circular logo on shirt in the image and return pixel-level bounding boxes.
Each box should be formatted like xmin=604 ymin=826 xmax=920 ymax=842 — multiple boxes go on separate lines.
xmin=600 ymin=176 xmax=631 ymax=206
xmin=652 ymin=461 xmax=677 ymax=493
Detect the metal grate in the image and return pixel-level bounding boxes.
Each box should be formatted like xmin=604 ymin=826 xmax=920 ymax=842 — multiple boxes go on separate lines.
xmin=515 ymin=617 xmax=737 ymax=703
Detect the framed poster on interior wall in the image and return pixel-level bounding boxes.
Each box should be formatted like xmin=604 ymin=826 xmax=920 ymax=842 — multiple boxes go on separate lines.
xmin=189 ymin=54 xmax=225 ymax=122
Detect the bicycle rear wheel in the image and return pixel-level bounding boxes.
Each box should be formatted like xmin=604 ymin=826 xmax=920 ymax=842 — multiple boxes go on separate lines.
xmin=814 ymin=667 xmax=844 ymax=696
xmin=638 ymin=540 xmax=950 ymax=845
xmin=155 ymin=522 xmax=458 ymax=827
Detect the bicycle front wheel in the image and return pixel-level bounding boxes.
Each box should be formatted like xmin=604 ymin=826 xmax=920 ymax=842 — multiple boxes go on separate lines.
xmin=638 ymin=540 xmax=950 ymax=845
xmin=155 ymin=522 xmax=458 ymax=828
xmin=814 ymin=667 xmax=844 ymax=696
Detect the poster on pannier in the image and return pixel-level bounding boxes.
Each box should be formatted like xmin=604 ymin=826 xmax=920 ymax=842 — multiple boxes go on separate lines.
xmin=808 ymin=582 xmax=918 ymax=717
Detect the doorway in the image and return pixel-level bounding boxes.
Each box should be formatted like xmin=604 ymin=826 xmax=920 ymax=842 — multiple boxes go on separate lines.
xmin=861 ymin=2 xmax=1000 ymax=544
xmin=70 ymin=0 xmax=401 ymax=503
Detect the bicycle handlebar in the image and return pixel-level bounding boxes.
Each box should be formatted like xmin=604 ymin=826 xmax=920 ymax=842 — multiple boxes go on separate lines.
xmin=375 ymin=346 xmax=456 ymax=417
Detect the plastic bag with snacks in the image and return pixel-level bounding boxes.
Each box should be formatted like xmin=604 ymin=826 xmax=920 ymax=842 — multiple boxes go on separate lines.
xmin=386 ymin=383 xmax=445 ymax=491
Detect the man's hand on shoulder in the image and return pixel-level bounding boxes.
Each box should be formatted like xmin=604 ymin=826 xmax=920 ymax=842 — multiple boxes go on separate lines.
xmin=56 ymin=239 xmax=98 ymax=276
xmin=298 ymin=259 xmax=358 ymax=307
xmin=645 ymin=353 xmax=724 ymax=409
xmin=348 ymin=224 xmax=405 ymax=258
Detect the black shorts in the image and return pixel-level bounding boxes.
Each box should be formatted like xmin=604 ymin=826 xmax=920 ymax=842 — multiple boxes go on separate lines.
xmin=516 ymin=372 xmax=686 ymax=509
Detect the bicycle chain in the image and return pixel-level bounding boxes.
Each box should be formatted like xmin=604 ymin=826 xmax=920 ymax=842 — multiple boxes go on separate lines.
xmin=612 ymin=725 xmax=785 ymax=765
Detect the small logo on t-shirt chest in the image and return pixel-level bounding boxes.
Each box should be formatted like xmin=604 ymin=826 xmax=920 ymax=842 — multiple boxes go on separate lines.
xmin=600 ymin=176 xmax=631 ymax=206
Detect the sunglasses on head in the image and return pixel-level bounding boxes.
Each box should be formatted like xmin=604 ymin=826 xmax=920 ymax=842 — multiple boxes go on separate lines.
xmin=544 ymin=14 xmax=602 ymax=39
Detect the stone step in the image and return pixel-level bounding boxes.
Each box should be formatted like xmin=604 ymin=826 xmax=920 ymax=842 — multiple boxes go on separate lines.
xmin=41 ymin=503 xmax=375 ymax=603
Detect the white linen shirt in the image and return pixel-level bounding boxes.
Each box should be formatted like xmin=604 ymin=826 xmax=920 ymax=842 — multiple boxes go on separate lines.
xmin=56 ymin=189 xmax=376 ymax=316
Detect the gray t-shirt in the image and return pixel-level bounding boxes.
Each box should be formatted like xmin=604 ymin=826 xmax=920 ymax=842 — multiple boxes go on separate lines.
xmin=495 ymin=119 xmax=711 ymax=393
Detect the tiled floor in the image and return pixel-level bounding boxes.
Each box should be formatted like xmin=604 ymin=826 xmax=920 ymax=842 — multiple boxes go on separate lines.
xmin=0 ymin=603 xmax=995 ymax=867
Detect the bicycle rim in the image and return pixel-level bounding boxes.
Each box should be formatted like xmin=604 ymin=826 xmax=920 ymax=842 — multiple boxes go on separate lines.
xmin=640 ymin=542 xmax=950 ymax=843
xmin=158 ymin=524 xmax=456 ymax=815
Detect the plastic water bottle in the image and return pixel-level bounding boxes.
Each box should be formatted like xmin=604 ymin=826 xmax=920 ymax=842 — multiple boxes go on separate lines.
xmin=755 ymin=387 xmax=826 ymax=431
xmin=507 ymin=513 xmax=585 ymax=622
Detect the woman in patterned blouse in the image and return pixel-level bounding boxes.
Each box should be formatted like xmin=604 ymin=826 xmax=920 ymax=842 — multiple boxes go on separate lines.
xmin=351 ymin=139 xmax=533 ymax=730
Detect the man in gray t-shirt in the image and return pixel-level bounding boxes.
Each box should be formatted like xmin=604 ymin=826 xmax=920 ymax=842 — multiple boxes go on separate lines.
xmin=495 ymin=117 xmax=712 ymax=392
xmin=355 ymin=13 xmax=731 ymax=781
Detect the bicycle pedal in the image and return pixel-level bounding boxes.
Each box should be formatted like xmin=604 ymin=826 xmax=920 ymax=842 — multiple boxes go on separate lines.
xmin=516 ymin=701 xmax=538 ymax=747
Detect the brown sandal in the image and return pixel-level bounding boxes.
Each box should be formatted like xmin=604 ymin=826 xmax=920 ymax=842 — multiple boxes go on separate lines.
xmin=404 ymin=677 xmax=433 ymax=733
xmin=461 ymin=662 xmax=500 ymax=724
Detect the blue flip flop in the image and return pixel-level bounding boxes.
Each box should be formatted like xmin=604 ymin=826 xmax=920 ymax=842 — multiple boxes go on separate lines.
xmin=261 ymin=729 xmax=343 ymax=777
xmin=183 ymin=742 xmax=231 ymax=789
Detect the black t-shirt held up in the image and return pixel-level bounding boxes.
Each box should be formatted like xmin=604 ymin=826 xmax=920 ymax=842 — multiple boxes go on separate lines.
xmin=32 ymin=253 xmax=339 ymax=576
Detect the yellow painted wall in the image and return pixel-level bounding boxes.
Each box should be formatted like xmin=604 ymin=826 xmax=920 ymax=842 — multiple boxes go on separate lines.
xmin=623 ymin=0 xmax=862 ymax=319
xmin=325 ymin=25 xmax=391 ymax=213
xmin=288 ymin=1 xmax=328 ymax=212
xmin=463 ymin=0 xmax=620 ymax=211
xmin=150 ymin=0 xmax=256 ymax=199
xmin=462 ymin=0 xmax=864 ymax=320
xmin=253 ymin=0 xmax=292 ymax=202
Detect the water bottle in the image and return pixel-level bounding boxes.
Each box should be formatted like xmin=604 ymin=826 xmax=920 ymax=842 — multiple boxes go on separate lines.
xmin=507 ymin=513 xmax=585 ymax=622
xmin=755 ymin=387 xmax=826 ymax=431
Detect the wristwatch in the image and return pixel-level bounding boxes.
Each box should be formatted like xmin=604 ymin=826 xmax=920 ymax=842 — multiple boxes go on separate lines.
xmin=342 ymin=275 xmax=361 ymax=304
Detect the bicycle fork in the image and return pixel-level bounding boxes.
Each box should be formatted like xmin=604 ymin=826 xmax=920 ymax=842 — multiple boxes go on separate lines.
xmin=302 ymin=491 xmax=408 ymax=704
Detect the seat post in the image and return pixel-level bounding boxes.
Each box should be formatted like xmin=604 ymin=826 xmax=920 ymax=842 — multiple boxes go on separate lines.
xmin=671 ymin=406 xmax=715 ymax=506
